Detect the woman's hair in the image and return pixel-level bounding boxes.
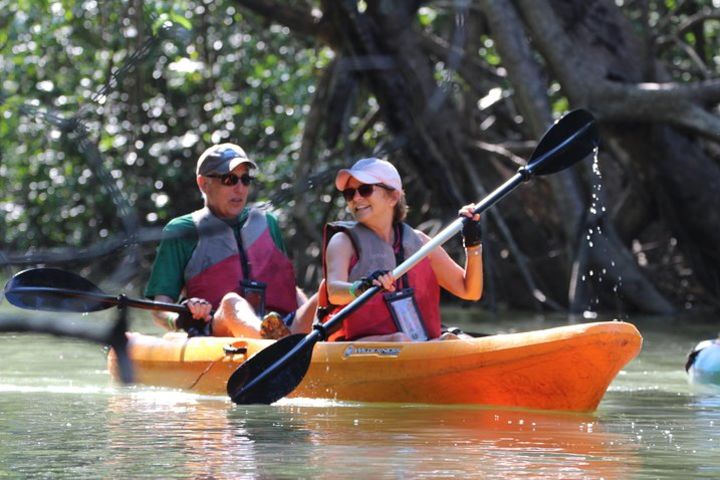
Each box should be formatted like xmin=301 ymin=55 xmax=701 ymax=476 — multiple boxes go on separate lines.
xmin=392 ymin=191 xmax=408 ymax=224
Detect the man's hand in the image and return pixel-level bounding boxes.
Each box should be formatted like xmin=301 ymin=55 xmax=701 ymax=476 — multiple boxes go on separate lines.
xmin=182 ymin=298 xmax=213 ymax=321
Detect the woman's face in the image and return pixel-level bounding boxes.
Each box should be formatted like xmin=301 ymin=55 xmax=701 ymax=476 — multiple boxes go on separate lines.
xmin=344 ymin=177 xmax=398 ymax=224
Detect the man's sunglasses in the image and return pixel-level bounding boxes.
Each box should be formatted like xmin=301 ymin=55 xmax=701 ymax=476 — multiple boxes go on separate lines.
xmin=205 ymin=173 xmax=254 ymax=186
xmin=341 ymin=183 xmax=393 ymax=202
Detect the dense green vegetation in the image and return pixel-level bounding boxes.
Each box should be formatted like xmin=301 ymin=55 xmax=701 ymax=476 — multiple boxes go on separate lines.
xmin=2 ymin=2 xmax=324 ymax=245
xmin=2 ymin=0 xmax=719 ymax=313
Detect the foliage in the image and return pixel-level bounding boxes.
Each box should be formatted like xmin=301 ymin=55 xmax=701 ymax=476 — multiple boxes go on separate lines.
xmin=0 ymin=0 xmax=327 ymax=251
xmin=1 ymin=0 xmax=719 ymax=312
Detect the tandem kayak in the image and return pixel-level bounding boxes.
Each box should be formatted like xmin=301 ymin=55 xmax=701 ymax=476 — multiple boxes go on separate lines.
xmin=108 ymin=321 xmax=642 ymax=412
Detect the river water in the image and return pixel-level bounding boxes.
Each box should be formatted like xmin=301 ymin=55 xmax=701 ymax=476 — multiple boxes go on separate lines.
xmin=1 ymin=309 xmax=719 ymax=479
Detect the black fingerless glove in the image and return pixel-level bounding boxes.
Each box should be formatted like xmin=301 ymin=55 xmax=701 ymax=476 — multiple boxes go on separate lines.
xmin=461 ymin=217 xmax=482 ymax=248
xmin=174 ymin=308 xmax=198 ymax=331
xmin=354 ymin=269 xmax=390 ymax=294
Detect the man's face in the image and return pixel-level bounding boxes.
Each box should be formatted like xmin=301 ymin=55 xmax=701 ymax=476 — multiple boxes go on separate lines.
xmin=198 ymin=163 xmax=253 ymax=219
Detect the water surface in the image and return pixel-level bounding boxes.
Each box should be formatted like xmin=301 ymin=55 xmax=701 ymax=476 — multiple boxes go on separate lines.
xmin=1 ymin=311 xmax=719 ymax=478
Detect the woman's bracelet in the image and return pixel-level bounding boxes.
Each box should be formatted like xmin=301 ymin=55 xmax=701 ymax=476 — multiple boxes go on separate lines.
xmin=348 ymin=281 xmax=359 ymax=299
xmin=466 ymin=245 xmax=482 ymax=256
xmin=167 ymin=314 xmax=178 ymax=331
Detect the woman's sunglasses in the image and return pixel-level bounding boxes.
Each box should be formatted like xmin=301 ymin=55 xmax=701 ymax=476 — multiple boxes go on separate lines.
xmin=205 ymin=173 xmax=254 ymax=187
xmin=341 ymin=183 xmax=393 ymax=202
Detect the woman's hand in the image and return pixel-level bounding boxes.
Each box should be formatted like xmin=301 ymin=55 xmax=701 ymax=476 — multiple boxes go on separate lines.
xmin=458 ymin=203 xmax=480 ymax=222
xmin=459 ymin=203 xmax=482 ymax=248
xmin=353 ymin=270 xmax=397 ymax=295
xmin=370 ymin=271 xmax=397 ymax=292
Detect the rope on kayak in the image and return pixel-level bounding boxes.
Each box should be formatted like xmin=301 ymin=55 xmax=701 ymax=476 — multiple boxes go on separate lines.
xmin=186 ymin=359 xmax=223 ymax=391
xmin=185 ymin=343 xmax=249 ymax=391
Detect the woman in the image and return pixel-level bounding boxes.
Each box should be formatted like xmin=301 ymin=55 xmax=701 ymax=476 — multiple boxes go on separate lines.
xmin=322 ymin=157 xmax=483 ymax=342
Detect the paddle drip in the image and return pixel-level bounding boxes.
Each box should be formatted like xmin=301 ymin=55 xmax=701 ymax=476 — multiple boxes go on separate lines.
xmin=568 ymin=149 xmax=629 ymax=319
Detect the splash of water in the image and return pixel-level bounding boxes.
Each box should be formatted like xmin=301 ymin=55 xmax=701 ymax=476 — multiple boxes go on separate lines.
xmin=580 ymin=149 xmax=624 ymax=318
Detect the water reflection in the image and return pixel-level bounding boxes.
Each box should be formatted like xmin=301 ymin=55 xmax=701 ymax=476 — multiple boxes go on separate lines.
xmin=104 ymin=393 xmax=259 ymax=478
xmin=687 ymin=395 xmax=720 ymax=478
xmin=5 ymin=317 xmax=720 ymax=478
xmin=601 ymin=388 xmax=720 ymax=478
xmin=101 ymin=393 xmax=639 ymax=479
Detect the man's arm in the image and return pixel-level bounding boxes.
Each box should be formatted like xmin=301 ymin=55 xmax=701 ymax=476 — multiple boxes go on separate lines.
xmin=151 ymin=294 xmax=179 ymax=331
xmin=145 ymin=215 xmax=198 ymax=330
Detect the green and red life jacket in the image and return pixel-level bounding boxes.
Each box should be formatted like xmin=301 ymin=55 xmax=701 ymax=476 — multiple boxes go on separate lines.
xmin=183 ymin=207 xmax=298 ymax=315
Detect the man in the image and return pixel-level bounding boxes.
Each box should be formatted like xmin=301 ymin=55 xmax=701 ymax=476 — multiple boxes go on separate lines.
xmin=145 ymin=143 xmax=316 ymax=338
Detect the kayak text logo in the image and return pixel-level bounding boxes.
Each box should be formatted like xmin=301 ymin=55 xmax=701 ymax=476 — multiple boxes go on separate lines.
xmin=343 ymin=345 xmax=402 ymax=358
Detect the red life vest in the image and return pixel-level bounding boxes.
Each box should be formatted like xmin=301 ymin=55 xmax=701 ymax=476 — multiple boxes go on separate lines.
xmin=183 ymin=207 xmax=298 ymax=314
xmin=320 ymin=221 xmax=441 ymax=341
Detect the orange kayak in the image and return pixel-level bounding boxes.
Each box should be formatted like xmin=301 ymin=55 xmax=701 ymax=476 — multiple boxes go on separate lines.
xmin=108 ymin=321 xmax=642 ymax=412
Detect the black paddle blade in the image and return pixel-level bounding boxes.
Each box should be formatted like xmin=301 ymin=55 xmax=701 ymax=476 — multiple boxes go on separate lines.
xmin=527 ymin=109 xmax=598 ymax=176
xmin=227 ymin=333 xmax=316 ymax=404
xmin=4 ymin=268 xmax=110 ymax=312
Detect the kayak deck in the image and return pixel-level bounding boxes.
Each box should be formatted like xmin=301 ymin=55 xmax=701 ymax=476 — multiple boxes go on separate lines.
xmin=108 ymin=321 xmax=642 ymax=412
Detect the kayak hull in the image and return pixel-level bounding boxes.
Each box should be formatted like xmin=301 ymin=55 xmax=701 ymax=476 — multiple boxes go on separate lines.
xmin=108 ymin=321 xmax=642 ymax=412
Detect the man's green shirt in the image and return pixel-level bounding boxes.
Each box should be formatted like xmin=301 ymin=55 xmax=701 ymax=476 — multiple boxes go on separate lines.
xmin=144 ymin=208 xmax=287 ymax=302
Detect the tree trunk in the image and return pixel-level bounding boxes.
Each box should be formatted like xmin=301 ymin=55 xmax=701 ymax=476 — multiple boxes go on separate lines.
xmin=236 ymin=0 xmax=720 ymax=312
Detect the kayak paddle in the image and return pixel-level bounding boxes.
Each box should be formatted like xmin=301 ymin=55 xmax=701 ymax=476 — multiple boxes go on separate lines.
xmin=4 ymin=267 xmax=190 ymax=315
xmin=227 ymin=108 xmax=599 ymax=404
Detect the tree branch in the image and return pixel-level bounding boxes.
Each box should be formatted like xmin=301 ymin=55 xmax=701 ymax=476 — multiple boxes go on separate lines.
xmin=609 ymin=78 xmax=720 ymax=103
xmin=655 ymin=36 xmax=713 ymax=78
xmin=479 ymin=0 xmax=554 ymax=135
xmin=235 ymin=0 xmax=333 ymax=42
xmin=594 ymin=80 xmax=720 ymax=141
xmin=676 ymin=8 xmax=720 ymax=36
xmin=471 ymin=140 xmax=528 ymax=168
xmin=481 ymin=0 xmax=588 ymax=244
xmin=513 ymin=0 xmax=720 ymax=141
xmin=418 ymin=31 xmax=504 ymax=97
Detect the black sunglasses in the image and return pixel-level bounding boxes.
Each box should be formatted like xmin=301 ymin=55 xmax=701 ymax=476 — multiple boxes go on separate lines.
xmin=341 ymin=183 xmax=393 ymax=202
xmin=205 ymin=173 xmax=254 ymax=186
